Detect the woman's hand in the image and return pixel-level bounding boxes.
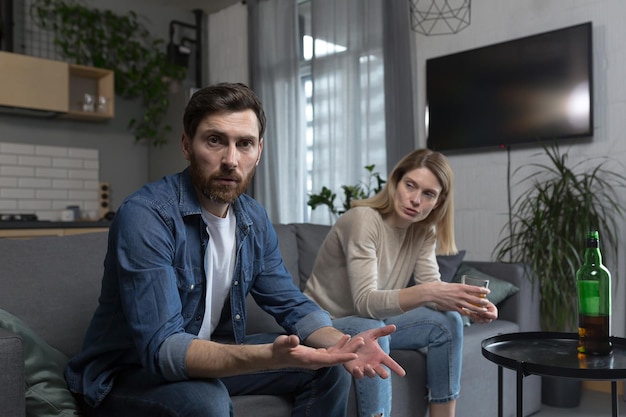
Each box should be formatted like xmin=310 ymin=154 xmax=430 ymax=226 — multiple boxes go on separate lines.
xmin=412 ymin=281 xmax=498 ymax=320
xmin=467 ymin=301 xmax=498 ymax=324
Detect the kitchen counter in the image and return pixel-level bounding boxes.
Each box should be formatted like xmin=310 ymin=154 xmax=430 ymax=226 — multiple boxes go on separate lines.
xmin=0 ymin=221 xmax=111 ymax=238
xmin=0 ymin=220 xmax=112 ymax=229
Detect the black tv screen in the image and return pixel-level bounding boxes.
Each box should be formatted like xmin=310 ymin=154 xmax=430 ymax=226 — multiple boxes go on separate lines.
xmin=426 ymin=22 xmax=593 ymax=153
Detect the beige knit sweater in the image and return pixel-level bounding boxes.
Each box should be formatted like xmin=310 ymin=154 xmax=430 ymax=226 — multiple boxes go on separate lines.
xmin=304 ymin=207 xmax=441 ymax=320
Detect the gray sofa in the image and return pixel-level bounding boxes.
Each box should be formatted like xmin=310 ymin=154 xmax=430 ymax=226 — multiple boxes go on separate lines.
xmin=0 ymin=223 xmax=542 ymax=417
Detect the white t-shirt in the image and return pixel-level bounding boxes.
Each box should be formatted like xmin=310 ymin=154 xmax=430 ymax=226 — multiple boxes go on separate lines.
xmin=197 ymin=206 xmax=236 ymax=339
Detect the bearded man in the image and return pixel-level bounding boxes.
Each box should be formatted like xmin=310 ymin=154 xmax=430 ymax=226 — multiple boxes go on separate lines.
xmin=65 ymin=83 xmax=403 ymax=417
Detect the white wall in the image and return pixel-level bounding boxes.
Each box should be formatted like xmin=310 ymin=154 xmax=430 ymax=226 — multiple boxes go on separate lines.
xmin=207 ymin=3 xmax=249 ymax=85
xmin=413 ymin=0 xmax=626 ymax=335
xmin=148 ymin=1 xmax=249 ymax=182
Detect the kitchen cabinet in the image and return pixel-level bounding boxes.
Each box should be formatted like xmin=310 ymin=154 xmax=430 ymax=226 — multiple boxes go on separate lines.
xmin=0 ymin=51 xmax=68 ymax=113
xmin=0 ymin=51 xmax=114 ymax=120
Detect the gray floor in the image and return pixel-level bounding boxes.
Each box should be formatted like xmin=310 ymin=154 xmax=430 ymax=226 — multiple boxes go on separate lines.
xmin=532 ymin=389 xmax=625 ymax=416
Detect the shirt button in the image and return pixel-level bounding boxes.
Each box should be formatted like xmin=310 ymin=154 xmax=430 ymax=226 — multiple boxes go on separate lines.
xmin=234 ymin=281 xmax=239 ymax=286
xmin=235 ymin=314 xmax=241 ymax=320
xmin=190 ymin=284 xmax=195 ymax=290
xmin=195 ymin=315 xmax=202 ymax=321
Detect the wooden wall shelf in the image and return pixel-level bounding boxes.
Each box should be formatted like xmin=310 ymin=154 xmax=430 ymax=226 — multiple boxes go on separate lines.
xmin=0 ymin=51 xmax=114 ymax=120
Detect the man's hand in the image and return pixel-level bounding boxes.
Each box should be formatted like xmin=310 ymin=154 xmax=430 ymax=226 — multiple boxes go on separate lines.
xmin=343 ymin=324 xmax=406 ymax=380
xmin=271 ymin=334 xmax=364 ymax=370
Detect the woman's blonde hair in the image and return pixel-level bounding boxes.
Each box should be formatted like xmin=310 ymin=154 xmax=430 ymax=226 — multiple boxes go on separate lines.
xmin=352 ymin=149 xmax=457 ymax=255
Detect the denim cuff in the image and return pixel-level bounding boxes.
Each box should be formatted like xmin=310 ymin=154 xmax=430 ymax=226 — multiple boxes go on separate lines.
xmin=158 ymin=333 xmax=197 ymax=381
xmin=293 ymin=309 xmax=333 ymax=341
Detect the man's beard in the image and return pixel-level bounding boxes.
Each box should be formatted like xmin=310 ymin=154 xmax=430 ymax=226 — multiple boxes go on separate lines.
xmin=189 ymin=156 xmax=255 ymax=204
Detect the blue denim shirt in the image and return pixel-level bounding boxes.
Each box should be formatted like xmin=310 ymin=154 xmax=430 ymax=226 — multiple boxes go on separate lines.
xmin=65 ymin=169 xmax=332 ymax=407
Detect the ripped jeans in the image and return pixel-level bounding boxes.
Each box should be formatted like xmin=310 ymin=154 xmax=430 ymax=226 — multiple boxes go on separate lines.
xmin=333 ymin=307 xmax=463 ymax=417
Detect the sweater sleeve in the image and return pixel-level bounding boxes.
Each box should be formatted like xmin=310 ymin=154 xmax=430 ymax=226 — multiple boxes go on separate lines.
xmin=411 ymin=226 xmax=442 ymax=285
xmin=340 ymin=209 xmax=405 ymax=319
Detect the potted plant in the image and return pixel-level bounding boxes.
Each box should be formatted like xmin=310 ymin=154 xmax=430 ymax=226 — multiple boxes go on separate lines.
xmin=493 ymin=143 xmax=626 ymax=406
xmin=29 ymin=0 xmax=188 ymax=147
xmin=307 ymin=164 xmax=386 ymax=220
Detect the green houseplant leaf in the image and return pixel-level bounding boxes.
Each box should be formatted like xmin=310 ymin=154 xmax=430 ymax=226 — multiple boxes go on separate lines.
xmin=494 ymin=143 xmax=626 ymax=331
xmin=30 ymin=0 xmax=188 ymax=147
xmin=308 ymin=164 xmax=386 ymax=219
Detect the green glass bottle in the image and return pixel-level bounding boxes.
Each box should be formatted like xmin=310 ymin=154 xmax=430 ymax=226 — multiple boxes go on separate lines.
xmin=576 ymin=230 xmax=612 ymax=355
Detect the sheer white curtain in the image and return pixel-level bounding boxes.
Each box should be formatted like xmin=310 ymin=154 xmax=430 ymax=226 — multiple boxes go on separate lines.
xmin=249 ymin=0 xmax=308 ymax=223
xmin=308 ymin=0 xmax=386 ymax=224
xmin=249 ymin=0 xmax=414 ymax=225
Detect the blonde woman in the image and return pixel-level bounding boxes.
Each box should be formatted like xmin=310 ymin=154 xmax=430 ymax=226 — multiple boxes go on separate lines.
xmin=305 ymin=149 xmax=498 ymax=417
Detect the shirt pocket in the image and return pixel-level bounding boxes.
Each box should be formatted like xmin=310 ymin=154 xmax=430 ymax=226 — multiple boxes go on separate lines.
xmin=241 ymin=258 xmax=264 ymax=285
xmin=175 ymin=266 xmax=204 ymax=319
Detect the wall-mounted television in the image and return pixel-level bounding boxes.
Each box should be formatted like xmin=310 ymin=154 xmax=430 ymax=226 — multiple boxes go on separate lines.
xmin=426 ymin=22 xmax=593 ymax=153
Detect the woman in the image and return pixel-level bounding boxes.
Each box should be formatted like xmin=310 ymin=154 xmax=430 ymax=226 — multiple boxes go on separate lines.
xmin=304 ymin=149 xmax=498 ymax=417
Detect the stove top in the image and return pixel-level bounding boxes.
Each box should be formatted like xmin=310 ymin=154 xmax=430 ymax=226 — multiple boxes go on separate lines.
xmin=0 ymin=213 xmax=39 ymax=222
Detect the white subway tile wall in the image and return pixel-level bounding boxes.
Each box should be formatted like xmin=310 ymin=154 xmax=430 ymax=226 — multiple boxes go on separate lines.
xmin=0 ymin=142 xmax=100 ymax=221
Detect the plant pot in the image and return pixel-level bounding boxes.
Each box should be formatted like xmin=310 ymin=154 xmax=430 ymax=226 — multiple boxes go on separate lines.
xmin=541 ymin=376 xmax=582 ymax=408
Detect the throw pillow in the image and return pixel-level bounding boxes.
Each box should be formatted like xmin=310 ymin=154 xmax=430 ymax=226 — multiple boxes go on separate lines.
xmin=452 ymin=263 xmax=520 ymax=306
xmin=0 ymin=309 xmax=81 ymax=417
xmin=452 ymin=264 xmax=520 ymax=327
xmin=436 ymin=250 xmax=466 ymax=282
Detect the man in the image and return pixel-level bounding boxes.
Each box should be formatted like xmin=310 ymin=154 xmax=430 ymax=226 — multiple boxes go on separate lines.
xmin=65 ymin=82 xmax=404 ymax=417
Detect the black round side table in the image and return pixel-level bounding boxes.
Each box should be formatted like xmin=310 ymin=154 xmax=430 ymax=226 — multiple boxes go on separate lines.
xmin=482 ymin=332 xmax=626 ymax=417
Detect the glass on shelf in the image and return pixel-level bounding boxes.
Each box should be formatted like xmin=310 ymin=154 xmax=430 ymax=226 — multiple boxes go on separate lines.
xmin=82 ymin=93 xmax=95 ymax=112
xmin=97 ymin=95 xmax=109 ymax=114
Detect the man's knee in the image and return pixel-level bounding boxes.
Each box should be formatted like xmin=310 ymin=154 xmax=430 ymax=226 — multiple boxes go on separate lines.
xmin=174 ymin=380 xmax=234 ymax=417
xmin=319 ymin=364 xmax=352 ymax=391
xmin=97 ymin=379 xmax=234 ymax=417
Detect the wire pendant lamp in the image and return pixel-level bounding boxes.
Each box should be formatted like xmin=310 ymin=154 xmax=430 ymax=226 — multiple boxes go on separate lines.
xmin=409 ymin=0 xmax=471 ymax=36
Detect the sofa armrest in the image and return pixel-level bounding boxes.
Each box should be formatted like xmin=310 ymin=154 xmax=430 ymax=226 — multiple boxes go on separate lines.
xmin=464 ymin=261 xmax=541 ymax=332
xmin=0 ymin=327 xmax=25 ymax=417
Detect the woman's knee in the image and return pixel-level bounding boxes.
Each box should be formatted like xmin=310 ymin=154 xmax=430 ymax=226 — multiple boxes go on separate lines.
xmin=333 ymin=316 xmax=386 ymax=336
xmin=445 ymin=311 xmax=464 ymax=338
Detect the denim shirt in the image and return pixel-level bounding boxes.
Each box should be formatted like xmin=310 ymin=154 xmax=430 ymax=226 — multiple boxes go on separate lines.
xmin=65 ymin=169 xmax=331 ymax=407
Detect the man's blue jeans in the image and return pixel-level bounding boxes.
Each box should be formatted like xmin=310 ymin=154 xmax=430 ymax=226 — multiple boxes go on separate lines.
xmin=333 ymin=307 xmax=463 ymax=417
xmin=84 ymin=334 xmax=352 ymax=417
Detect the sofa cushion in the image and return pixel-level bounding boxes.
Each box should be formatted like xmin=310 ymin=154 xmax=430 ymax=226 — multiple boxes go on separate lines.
xmin=436 ymin=250 xmax=466 ymax=282
xmin=0 ymin=309 xmax=80 ymax=417
xmin=0 ymin=232 xmax=107 ymax=357
xmin=294 ymin=223 xmax=332 ymax=289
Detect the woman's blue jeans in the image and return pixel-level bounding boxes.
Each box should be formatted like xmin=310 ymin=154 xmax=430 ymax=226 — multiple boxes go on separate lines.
xmin=333 ymin=307 xmax=463 ymax=417
xmin=84 ymin=333 xmax=352 ymax=417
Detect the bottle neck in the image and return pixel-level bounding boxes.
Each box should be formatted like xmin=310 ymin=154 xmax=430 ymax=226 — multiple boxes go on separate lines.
xmin=584 ymin=240 xmax=603 ymax=265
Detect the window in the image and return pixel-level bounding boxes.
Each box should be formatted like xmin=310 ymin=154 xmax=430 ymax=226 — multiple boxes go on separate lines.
xmin=250 ymin=0 xmax=393 ymax=225
xmin=297 ymin=0 xmax=386 ymax=223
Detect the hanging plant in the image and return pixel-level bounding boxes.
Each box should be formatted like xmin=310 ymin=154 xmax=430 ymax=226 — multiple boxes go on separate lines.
xmin=30 ymin=0 xmax=188 ymax=147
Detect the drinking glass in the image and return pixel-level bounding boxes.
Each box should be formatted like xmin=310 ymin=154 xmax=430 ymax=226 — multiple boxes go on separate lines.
xmin=461 ymin=275 xmax=489 ymax=310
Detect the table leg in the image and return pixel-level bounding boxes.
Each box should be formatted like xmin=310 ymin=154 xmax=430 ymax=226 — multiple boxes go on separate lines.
xmin=498 ymin=366 xmax=503 ymax=417
xmin=611 ymin=381 xmax=618 ymax=417
xmin=516 ymin=362 xmax=524 ymax=417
